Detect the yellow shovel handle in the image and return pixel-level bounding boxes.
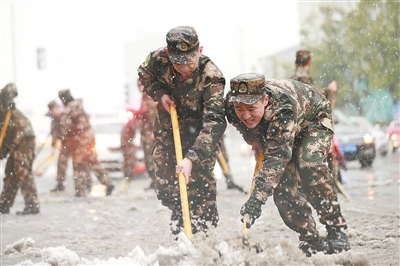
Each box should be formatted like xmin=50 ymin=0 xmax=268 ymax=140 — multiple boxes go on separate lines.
xmin=170 ymin=105 xmax=192 ymax=239
xmin=0 ymin=110 xmax=12 ymax=150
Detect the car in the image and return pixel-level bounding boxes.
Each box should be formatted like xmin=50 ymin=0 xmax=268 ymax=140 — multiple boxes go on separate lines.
xmin=334 ymin=110 xmax=376 ymax=167
xmin=387 ymin=119 xmax=400 ymax=152
xmin=348 ymin=116 xmax=389 ymax=156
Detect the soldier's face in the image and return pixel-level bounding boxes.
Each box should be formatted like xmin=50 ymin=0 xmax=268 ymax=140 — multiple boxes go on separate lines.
xmin=233 ymin=95 xmax=269 ymax=129
xmin=171 ymin=46 xmax=203 ymax=78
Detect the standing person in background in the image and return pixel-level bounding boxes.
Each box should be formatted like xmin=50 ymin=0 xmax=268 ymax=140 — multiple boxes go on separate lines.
xmin=289 ymin=50 xmax=337 ymax=97
xmin=138 ymin=26 xmax=227 ymax=237
xmin=0 ymin=83 xmax=40 ymax=215
xmin=120 ymin=114 xmax=138 ymax=180
xmin=289 ymin=50 xmax=346 ymax=184
xmin=46 ymin=100 xmax=69 ymax=192
xmin=136 ymin=79 xmax=157 ymax=190
xmin=225 ymin=73 xmax=350 ymax=257
xmin=58 ymin=89 xmax=114 ymax=197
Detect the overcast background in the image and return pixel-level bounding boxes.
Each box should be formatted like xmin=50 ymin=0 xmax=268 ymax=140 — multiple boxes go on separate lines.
xmin=1 ymin=0 xmax=301 ymax=136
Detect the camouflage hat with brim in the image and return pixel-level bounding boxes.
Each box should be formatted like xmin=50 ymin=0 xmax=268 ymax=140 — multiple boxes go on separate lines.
xmin=58 ymin=89 xmax=71 ymax=100
xmin=228 ymin=73 xmax=267 ymax=105
xmin=166 ymin=26 xmax=200 ymax=64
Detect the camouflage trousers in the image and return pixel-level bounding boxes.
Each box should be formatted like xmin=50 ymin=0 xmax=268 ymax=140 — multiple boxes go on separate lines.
xmin=152 ymin=142 xmax=219 ymax=236
xmin=56 ymin=145 xmax=69 ymax=183
xmin=63 ymin=140 xmax=112 ymax=196
xmin=141 ymin=135 xmax=155 ymax=183
xmin=121 ymin=143 xmax=138 ymax=179
xmin=0 ymin=136 xmax=40 ymax=212
xmin=271 ymin=121 xmax=347 ymax=241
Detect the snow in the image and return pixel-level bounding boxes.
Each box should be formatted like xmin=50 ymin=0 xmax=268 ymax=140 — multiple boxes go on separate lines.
xmin=1 ymin=131 xmax=399 ymax=266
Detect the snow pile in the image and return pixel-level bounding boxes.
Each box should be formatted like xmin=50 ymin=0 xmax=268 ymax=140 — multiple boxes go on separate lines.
xmin=11 ymin=232 xmax=370 ymax=266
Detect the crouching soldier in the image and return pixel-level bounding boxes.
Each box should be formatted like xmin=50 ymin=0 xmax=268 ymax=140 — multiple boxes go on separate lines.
xmin=0 ymin=83 xmax=40 ymax=215
xmin=224 ymin=73 xmax=350 ymax=256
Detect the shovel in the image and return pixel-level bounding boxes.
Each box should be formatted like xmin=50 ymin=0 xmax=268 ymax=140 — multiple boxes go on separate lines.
xmin=170 ymin=105 xmax=192 ymax=239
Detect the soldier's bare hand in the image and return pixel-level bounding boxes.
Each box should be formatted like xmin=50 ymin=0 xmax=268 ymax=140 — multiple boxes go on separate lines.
xmin=251 ymin=140 xmax=263 ymax=157
xmin=175 ymin=158 xmax=193 ymax=184
xmin=161 ymin=94 xmax=175 ymax=114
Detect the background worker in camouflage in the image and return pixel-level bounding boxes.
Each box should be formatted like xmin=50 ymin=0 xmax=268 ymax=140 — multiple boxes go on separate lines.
xmin=46 ymin=100 xmax=69 ymax=192
xmin=0 ymin=83 xmax=40 ymax=215
xmin=289 ymin=50 xmax=346 ymax=184
xmin=120 ymin=115 xmax=139 ymax=179
xmin=58 ymin=89 xmax=114 ymax=197
xmin=133 ymin=79 xmax=157 ymax=189
xmin=224 ymin=73 xmax=350 ymax=257
xmin=138 ymin=26 xmax=227 ymax=237
xmin=289 ymin=49 xmax=337 ymax=96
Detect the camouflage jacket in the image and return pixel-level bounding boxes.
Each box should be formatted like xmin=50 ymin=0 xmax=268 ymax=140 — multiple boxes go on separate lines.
xmin=289 ymin=69 xmax=313 ymax=86
xmin=0 ymin=108 xmax=35 ymax=158
xmin=225 ymin=79 xmax=334 ymax=201
xmin=59 ymin=99 xmax=95 ymax=146
xmin=50 ymin=116 xmax=62 ymax=148
xmin=137 ymin=94 xmax=157 ymax=138
xmin=138 ymin=47 xmax=227 ymax=165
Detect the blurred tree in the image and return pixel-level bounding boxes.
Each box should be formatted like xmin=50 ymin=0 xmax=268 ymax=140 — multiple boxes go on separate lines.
xmin=300 ymin=0 xmax=399 ymax=112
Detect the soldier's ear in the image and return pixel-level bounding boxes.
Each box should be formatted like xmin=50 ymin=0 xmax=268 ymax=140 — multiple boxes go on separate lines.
xmin=199 ymin=46 xmax=203 ymax=55
xmin=263 ymin=94 xmax=269 ymax=107
xmin=165 ymin=48 xmax=169 ymax=56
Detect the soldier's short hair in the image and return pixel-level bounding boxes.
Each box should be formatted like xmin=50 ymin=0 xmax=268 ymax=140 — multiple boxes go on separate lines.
xmin=47 ymin=100 xmax=58 ymax=110
xmin=295 ymin=50 xmax=311 ymax=67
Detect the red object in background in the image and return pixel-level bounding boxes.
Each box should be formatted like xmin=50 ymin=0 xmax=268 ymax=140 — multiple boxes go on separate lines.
xmin=387 ymin=119 xmax=400 ymax=149
xmin=132 ymin=163 xmax=147 ymax=176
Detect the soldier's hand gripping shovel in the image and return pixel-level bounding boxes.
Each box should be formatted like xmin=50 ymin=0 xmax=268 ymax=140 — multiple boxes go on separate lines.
xmin=170 ymin=105 xmax=192 ymax=240
xmin=243 ymin=152 xmax=264 ymax=232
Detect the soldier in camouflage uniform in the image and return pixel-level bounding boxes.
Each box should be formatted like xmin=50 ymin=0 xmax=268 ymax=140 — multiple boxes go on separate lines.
xmin=46 ymin=100 xmax=69 ymax=192
xmin=58 ymin=89 xmax=114 ymax=197
xmin=136 ymin=79 xmax=157 ymax=189
xmin=225 ymin=73 xmax=350 ymax=256
xmin=138 ymin=26 xmax=227 ymax=237
xmin=289 ymin=50 xmax=337 ymax=97
xmin=0 ymin=83 xmax=40 ymax=215
xmin=120 ymin=114 xmax=139 ymax=179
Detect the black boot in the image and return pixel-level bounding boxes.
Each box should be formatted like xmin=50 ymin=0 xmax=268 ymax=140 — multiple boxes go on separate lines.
xmin=50 ymin=183 xmax=65 ymax=192
xmin=16 ymin=207 xmax=40 ymax=216
xmin=327 ymin=227 xmax=351 ymax=253
xmin=0 ymin=205 xmax=10 ymax=214
xmin=299 ymin=237 xmax=330 ymax=257
xmin=106 ymin=184 xmax=114 ymax=196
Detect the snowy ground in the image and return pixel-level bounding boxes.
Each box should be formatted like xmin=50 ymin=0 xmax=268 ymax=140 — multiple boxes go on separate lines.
xmin=1 ymin=129 xmax=399 ymax=266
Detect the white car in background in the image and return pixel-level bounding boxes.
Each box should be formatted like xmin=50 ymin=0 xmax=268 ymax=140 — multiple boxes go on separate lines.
xmin=348 ymin=116 xmax=389 ymax=156
xmin=90 ymin=112 xmax=141 ymax=179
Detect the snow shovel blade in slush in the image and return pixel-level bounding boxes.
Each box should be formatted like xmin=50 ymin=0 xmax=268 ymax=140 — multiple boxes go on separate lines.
xmin=243 ymin=152 xmax=264 ymax=232
xmin=170 ymin=105 xmax=192 ymax=240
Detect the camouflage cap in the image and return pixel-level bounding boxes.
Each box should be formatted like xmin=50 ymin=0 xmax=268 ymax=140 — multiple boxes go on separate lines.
xmin=228 ymin=73 xmax=267 ymax=104
xmin=166 ymin=26 xmax=200 ymax=64
xmin=295 ymin=50 xmax=311 ymax=67
xmin=1 ymin=83 xmax=18 ymax=99
xmin=58 ymin=89 xmax=71 ymax=100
